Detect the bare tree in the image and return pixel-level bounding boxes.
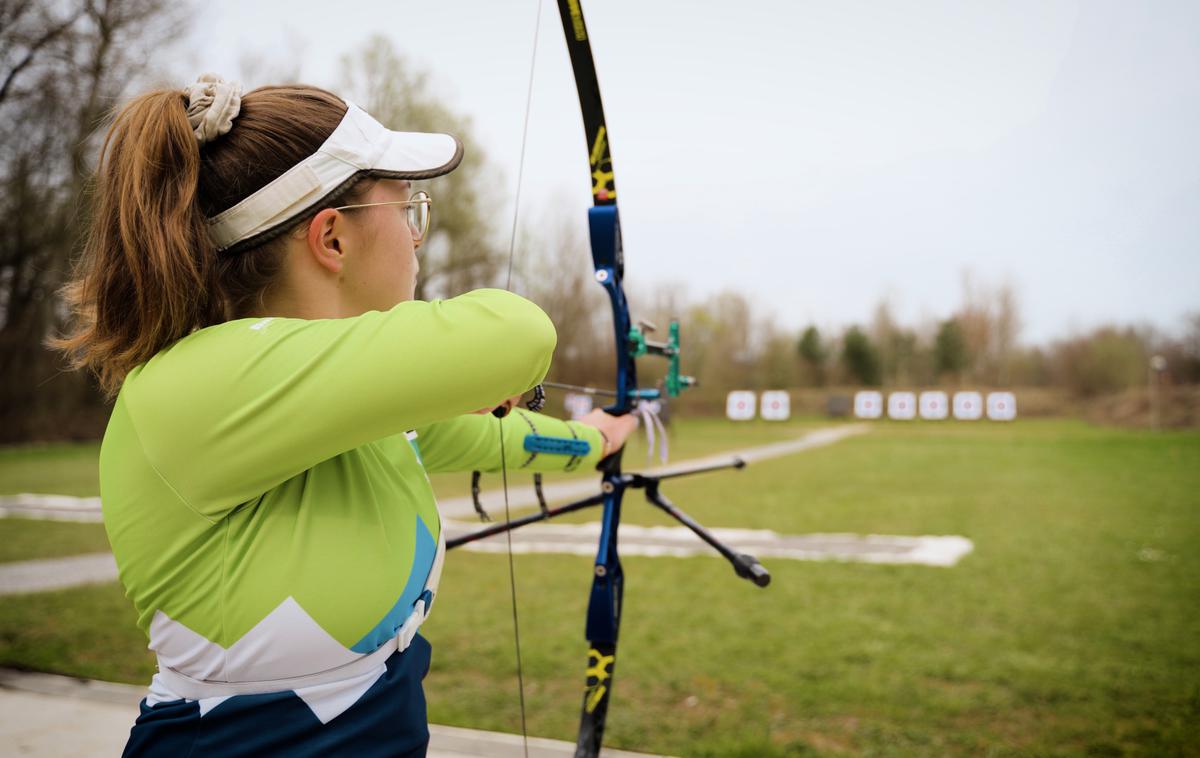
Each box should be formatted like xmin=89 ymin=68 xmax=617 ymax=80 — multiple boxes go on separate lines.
xmin=338 ymin=36 xmax=505 ymax=301
xmin=756 ymin=319 xmax=798 ymax=389
xmin=869 ymin=298 xmax=920 ymax=386
xmin=955 ymin=272 xmax=992 ymax=383
xmin=516 ymin=208 xmax=608 ymax=386
xmin=685 ymin=291 xmax=757 ymax=392
xmin=953 ymin=272 xmax=1023 ymax=385
xmin=1 ymin=0 xmax=187 ymax=442
xmin=990 ymin=282 xmax=1021 ymax=384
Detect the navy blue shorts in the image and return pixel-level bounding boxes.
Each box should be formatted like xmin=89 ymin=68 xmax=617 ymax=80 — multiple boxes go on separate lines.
xmin=123 ymin=634 xmax=432 ymax=757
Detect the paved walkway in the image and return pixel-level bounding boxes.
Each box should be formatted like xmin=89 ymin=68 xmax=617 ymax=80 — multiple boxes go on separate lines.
xmin=449 ymin=522 xmax=974 ymax=566
xmin=0 ymin=552 xmax=117 ymax=595
xmin=0 ymin=492 xmax=102 ymax=522
xmin=0 ymin=669 xmax=664 ymax=757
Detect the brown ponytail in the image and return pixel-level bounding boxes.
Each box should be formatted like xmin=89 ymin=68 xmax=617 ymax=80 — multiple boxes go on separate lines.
xmin=51 ymin=84 xmax=366 ymax=398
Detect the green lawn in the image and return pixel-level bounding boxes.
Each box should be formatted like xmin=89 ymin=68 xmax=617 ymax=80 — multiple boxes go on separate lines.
xmin=1 ymin=419 xmax=1197 ymax=756
xmin=0 ymin=442 xmax=101 ymax=497
xmin=0 ymin=519 xmax=111 ymax=564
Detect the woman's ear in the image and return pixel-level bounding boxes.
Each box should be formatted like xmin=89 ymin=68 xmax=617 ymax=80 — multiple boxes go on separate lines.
xmin=305 ymin=208 xmax=345 ymax=273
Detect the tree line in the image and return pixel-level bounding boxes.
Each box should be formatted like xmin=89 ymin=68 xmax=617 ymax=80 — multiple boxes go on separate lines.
xmin=794 ymin=292 xmax=1200 ymax=397
xmin=524 ymin=264 xmax=1200 ymax=402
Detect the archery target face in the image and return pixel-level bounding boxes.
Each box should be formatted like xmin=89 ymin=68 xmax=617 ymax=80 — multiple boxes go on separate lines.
xmin=760 ymin=391 xmax=791 ymax=421
xmin=987 ymin=392 xmax=1017 ymax=421
xmin=887 ymin=391 xmax=917 ymax=420
xmin=726 ymin=391 xmax=756 ymax=421
xmin=563 ymin=392 xmax=594 ymax=420
xmin=919 ymin=391 xmax=949 ymax=420
xmin=854 ymin=391 xmax=883 ymax=419
xmin=953 ymin=391 xmax=983 ymax=420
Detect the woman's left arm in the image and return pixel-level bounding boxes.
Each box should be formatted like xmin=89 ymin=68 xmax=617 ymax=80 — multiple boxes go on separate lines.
xmin=407 ymin=410 xmax=606 ymax=474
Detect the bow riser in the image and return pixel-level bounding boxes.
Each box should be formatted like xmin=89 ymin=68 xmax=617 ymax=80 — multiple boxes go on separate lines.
xmin=588 ymin=206 xmax=636 ymax=415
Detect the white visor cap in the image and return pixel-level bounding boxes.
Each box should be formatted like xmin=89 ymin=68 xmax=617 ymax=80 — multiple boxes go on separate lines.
xmin=207 ymin=102 xmax=463 ymax=252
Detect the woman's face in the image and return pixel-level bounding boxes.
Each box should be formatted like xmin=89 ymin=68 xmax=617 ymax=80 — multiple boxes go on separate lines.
xmin=339 ymin=179 xmax=422 ymax=311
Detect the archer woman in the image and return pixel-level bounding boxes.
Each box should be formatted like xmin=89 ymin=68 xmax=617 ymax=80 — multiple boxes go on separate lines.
xmin=51 ymin=74 xmax=637 ymax=756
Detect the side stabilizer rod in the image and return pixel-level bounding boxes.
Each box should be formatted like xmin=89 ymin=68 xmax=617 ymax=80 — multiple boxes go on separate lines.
xmin=642 ymin=479 xmax=771 ymax=588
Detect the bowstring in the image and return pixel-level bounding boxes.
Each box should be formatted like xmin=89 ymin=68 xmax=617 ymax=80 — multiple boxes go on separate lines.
xmin=499 ymin=1 xmax=544 ymax=755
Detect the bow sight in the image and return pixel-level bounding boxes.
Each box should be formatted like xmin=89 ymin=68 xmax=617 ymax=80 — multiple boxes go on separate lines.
xmin=629 ymin=320 xmax=696 ymax=399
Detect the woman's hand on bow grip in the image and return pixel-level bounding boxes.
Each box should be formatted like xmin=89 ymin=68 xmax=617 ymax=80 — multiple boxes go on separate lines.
xmin=578 ymin=408 xmax=639 ymax=458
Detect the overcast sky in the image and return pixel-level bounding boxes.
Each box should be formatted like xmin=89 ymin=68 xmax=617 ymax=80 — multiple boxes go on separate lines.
xmin=182 ymin=0 xmax=1199 ymax=344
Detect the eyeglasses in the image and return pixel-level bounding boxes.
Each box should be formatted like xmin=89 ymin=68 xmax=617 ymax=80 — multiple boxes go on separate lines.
xmin=333 ymin=190 xmax=432 ymax=246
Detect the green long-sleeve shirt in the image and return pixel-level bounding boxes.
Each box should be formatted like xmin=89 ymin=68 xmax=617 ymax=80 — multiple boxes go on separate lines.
xmin=100 ymin=289 xmax=602 ymax=685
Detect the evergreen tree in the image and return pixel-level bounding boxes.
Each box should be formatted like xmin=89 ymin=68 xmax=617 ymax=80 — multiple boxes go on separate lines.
xmin=797 ymin=325 xmax=827 ymax=385
xmin=841 ymin=326 xmax=882 ymax=386
xmin=934 ymin=319 xmax=970 ymax=380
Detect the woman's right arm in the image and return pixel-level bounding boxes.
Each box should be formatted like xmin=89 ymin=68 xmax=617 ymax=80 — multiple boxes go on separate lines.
xmin=121 ymin=289 xmax=555 ymax=517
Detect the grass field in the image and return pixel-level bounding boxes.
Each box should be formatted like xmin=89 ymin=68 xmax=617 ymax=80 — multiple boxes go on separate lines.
xmin=0 ymin=441 xmax=103 ymax=497
xmin=1 ymin=418 xmax=1197 ymax=756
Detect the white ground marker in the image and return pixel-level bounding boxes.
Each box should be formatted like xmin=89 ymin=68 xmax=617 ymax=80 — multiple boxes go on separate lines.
xmin=449 ymin=522 xmax=974 ymax=568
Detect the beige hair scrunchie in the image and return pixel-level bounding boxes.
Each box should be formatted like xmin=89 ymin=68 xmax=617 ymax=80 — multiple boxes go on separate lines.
xmin=182 ymin=73 xmax=243 ymax=146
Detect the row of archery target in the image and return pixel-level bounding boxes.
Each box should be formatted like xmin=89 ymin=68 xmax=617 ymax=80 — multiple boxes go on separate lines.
xmin=724 ymin=390 xmax=1018 ymax=421
xmin=726 ymin=391 xmax=793 ymax=421
xmin=855 ymin=390 xmax=1016 ymax=420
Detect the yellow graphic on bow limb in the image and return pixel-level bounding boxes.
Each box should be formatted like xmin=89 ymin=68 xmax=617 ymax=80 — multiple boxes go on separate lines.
xmin=586 ymin=649 xmax=614 ymax=680
xmin=566 ymin=0 xmax=587 ymax=41
xmin=589 ymin=126 xmax=608 ymax=167
xmin=589 ymin=128 xmax=615 ymax=199
xmin=592 ymin=169 xmax=615 ymax=199
xmin=585 ymin=683 xmax=607 ymax=713
xmin=584 ymin=648 xmax=615 ymax=713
